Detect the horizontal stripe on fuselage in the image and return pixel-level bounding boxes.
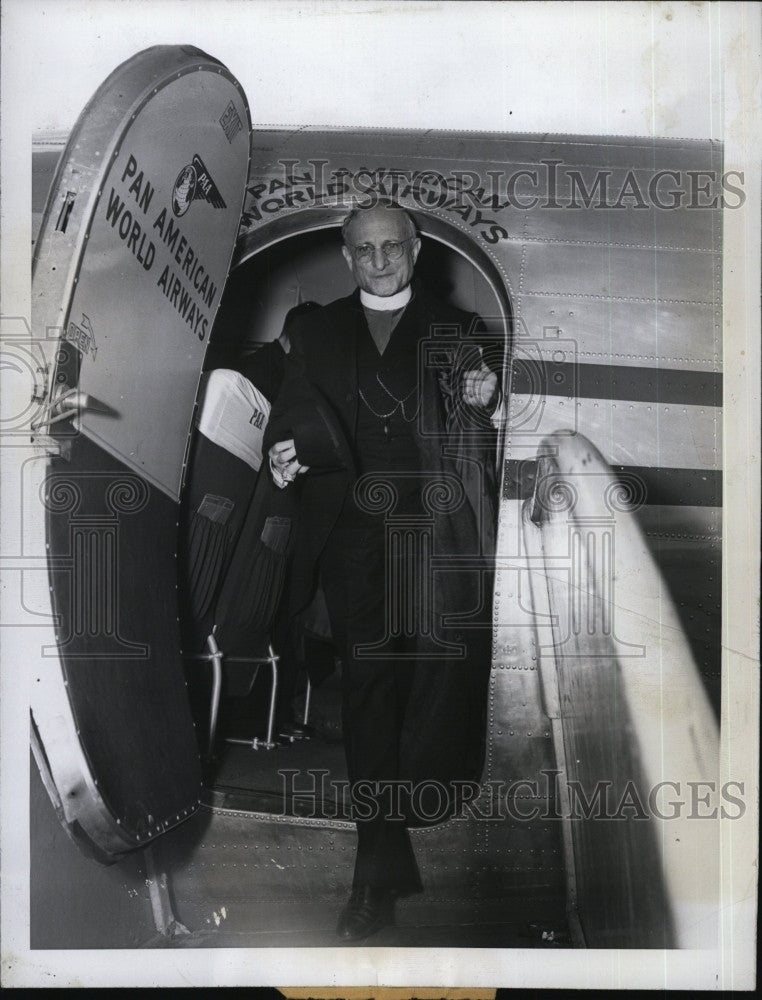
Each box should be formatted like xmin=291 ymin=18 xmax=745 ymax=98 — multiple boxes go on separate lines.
xmin=509 ymin=361 xmax=722 ymax=406
xmin=503 ymin=460 xmax=722 ymax=508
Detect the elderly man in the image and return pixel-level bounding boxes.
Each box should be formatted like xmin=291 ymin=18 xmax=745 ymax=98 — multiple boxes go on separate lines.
xmin=265 ymin=200 xmax=500 ymax=941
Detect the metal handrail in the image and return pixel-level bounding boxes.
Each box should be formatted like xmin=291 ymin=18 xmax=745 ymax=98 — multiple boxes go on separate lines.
xmin=190 ymin=635 xmax=280 ymax=753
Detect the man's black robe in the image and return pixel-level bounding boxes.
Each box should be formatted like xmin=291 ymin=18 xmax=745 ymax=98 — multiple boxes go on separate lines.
xmin=264 ymin=282 xmax=499 ymax=874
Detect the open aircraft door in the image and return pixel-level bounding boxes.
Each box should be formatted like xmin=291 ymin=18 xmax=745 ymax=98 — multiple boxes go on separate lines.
xmin=29 ymin=46 xmax=251 ymax=860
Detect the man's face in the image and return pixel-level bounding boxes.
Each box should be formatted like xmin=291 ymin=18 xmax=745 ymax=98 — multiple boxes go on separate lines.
xmin=341 ymin=207 xmax=421 ymax=297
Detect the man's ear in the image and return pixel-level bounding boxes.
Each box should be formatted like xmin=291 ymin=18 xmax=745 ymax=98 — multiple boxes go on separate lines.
xmin=411 ymin=238 xmax=422 ymax=264
xmin=341 ymin=245 xmax=354 ymax=273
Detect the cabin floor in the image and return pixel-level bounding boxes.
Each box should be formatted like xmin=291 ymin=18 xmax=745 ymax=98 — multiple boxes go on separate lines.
xmin=157 ymin=666 xmax=570 ymax=949
xmin=160 ymin=892 xmax=570 ymax=949
xmin=160 ymin=795 xmax=569 ymax=950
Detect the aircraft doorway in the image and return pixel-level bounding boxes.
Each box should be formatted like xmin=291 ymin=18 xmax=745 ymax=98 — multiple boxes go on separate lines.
xmin=183 ymin=222 xmax=514 ymax=821
xmin=167 ymin=222 xmax=566 ymax=947
xmin=207 ymin=225 xmax=510 ymax=367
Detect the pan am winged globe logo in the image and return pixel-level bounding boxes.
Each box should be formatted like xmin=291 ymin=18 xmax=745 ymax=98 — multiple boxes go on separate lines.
xmin=172 ymin=164 xmax=196 ymax=216
xmin=172 ymin=154 xmax=227 ymax=217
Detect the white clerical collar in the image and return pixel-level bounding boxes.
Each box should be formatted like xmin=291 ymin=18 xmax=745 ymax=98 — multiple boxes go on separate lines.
xmin=360 ymin=285 xmax=412 ymax=312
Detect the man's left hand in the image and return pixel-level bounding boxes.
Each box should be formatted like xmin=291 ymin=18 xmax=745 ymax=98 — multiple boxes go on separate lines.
xmin=268 ymin=438 xmax=310 ymax=488
xmin=462 ymin=363 xmax=499 ymax=409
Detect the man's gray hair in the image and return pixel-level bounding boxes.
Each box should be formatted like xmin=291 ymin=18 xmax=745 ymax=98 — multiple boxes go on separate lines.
xmin=341 ymin=199 xmax=418 ymax=244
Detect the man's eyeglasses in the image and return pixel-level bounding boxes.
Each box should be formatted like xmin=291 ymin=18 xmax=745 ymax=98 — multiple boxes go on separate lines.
xmin=346 ymin=238 xmax=414 ymax=263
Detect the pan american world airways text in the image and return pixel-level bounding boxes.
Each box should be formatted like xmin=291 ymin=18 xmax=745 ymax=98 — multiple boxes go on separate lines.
xmin=102 ymin=153 xmax=219 ymax=340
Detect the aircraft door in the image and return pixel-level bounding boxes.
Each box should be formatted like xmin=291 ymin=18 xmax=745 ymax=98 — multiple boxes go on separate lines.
xmin=30 ymin=46 xmax=251 ymax=860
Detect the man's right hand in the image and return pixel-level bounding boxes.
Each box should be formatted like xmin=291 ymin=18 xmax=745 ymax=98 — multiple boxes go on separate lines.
xmin=268 ymin=439 xmax=309 ymax=487
xmin=462 ymin=361 xmax=499 ymax=410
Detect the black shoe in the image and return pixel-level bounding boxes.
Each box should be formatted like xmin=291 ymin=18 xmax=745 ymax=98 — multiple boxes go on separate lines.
xmin=336 ymin=886 xmax=395 ymax=941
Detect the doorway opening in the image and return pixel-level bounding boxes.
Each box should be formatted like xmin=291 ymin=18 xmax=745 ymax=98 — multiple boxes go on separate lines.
xmin=182 ymin=221 xmax=512 ymax=818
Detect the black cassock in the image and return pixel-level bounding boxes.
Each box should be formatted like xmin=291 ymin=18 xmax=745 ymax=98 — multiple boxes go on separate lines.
xmin=264 ymin=281 xmax=499 ymax=891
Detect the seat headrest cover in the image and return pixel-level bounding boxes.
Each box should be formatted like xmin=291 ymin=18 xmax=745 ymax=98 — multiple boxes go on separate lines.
xmin=197 ymin=368 xmax=271 ymax=472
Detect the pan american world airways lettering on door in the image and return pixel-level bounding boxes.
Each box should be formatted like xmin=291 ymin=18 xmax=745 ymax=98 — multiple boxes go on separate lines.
xmin=101 ymin=152 xmax=225 ymax=341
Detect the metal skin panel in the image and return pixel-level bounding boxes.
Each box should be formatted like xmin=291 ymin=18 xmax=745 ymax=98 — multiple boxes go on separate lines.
xmin=521 ymin=243 xmax=716 ymax=309
xmin=517 ymin=298 xmax=719 ymax=371
xmin=504 ymin=395 xmax=721 ymax=470
xmin=30 ymin=46 xmax=252 ymax=860
xmin=244 ymin=127 xmax=724 ymax=175
xmin=155 ymin=805 xmax=565 ymax=946
xmin=525 ymin=433 xmax=719 ymax=949
xmin=161 ymin=807 xmax=562 ymax=933
xmin=517 ymin=194 xmax=722 ymax=254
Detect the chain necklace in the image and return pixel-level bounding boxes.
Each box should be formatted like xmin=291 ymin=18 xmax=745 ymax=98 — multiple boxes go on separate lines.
xmin=359 ymin=374 xmax=421 ymax=422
